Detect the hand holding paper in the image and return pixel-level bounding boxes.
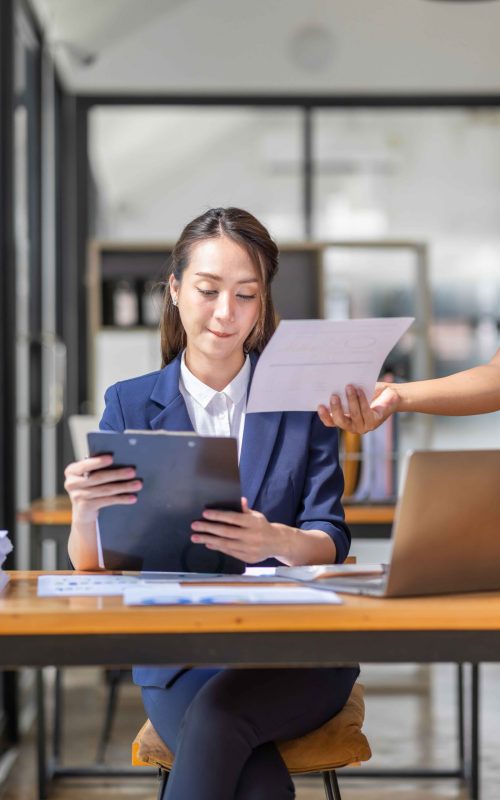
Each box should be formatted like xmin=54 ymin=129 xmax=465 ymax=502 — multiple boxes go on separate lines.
xmin=247 ymin=318 xmax=413 ymax=413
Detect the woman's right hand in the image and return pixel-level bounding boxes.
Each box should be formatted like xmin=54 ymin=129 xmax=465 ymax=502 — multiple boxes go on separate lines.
xmin=64 ymin=455 xmax=142 ymax=524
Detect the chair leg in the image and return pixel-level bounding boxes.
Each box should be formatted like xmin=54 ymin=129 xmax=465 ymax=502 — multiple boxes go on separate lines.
xmin=157 ymin=768 xmax=169 ymax=800
xmin=457 ymin=663 xmax=465 ymax=769
xmin=52 ymin=668 xmax=63 ymax=764
xmin=465 ymin=663 xmax=480 ymax=800
xmin=322 ymin=770 xmax=343 ymax=800
xmin=95 ymin=669 xmax=123 ymax=763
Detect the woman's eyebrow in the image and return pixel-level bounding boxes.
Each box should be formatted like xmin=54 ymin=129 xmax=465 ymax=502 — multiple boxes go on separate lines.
xmin=194 ymin=271 xmax=258 ymax=284
xmin=194 ymin=271 xmax=221 ymax=281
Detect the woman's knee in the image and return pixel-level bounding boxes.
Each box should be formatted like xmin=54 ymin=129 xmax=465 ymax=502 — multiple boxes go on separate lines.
xmin=333 ymin=665 xmax=360 ymax=713
xmin=182 ymin=690 xmax=237 ymax=735
xmin=180 ymin=679 xmax=255 ymax=747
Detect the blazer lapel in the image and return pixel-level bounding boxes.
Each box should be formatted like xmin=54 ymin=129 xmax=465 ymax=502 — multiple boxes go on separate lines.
xmin=239 ymin=411 xmax=282 ymax=508
xmin=239 ymin=352 xmax=283 ymax=508
xmin=149 ymin=355 xmax=194 ymax=432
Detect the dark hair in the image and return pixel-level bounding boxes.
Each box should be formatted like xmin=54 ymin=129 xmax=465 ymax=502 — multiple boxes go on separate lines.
xmin=160 ymin=207 xmax=279 ymax=366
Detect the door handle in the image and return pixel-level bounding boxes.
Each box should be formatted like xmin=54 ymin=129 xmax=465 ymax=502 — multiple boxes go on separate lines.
xmin=17 ymin=334 xmax=67 ymax=425
xmin=42 ymin=333 xmax=67 ymax=426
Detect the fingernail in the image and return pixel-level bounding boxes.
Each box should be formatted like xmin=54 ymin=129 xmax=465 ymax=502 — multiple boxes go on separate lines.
xmin=330 ymin=396 xmax=338 ymax=405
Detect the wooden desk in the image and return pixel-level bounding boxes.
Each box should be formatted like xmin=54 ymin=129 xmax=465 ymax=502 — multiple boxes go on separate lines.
xmin=0 ymin=571 xmax=498 ymax=668
xmin=0 ymin=573 xmax=486 ymax=799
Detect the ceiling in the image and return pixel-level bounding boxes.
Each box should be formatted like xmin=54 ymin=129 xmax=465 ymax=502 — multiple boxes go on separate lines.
xmin=29 ymin=0 xmax=500 ymax=95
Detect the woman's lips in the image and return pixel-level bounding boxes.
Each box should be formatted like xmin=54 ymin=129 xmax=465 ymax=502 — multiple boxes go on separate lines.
xmin=208 ymin=329 xmax=234 ymax=338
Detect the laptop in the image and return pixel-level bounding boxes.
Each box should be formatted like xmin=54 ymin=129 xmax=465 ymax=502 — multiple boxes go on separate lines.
xmin=325 ymin=449 xmax=500 ymax=597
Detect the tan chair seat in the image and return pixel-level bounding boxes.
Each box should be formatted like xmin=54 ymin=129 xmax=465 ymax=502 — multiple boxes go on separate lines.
xmin=132 ymin=682 xmax=371 ymax=775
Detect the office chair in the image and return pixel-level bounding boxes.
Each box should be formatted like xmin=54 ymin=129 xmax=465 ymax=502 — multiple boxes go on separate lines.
xmin=132 ymin=682 xmax=371 ymax=800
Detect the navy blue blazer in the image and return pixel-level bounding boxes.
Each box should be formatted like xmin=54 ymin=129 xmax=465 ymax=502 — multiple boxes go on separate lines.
xmin=99 ymin=351 xmax=350 ymax=688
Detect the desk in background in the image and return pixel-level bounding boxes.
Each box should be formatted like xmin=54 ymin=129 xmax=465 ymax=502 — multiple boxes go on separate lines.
xmin=18 ymin=497 xmax=73 ymax=569
xmin=20 ymin=496 xmax=396 ymax=562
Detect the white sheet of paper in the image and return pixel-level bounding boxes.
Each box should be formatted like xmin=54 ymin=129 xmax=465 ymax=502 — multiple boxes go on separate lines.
xmin=243 ymin=567 xmax=277 ymax=577
xmin=37 ymin=574 xmax=170 ymax=597
xmin=37 ymin=572 xmax=290 ymax=597
xmin=247 ymin=317 xmax=414 ymax=413
xmin=123 ymin=585 xmax=341 ymax=606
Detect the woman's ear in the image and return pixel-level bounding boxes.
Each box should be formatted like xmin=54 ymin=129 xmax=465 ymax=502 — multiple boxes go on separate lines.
xmin=169 ymin=274 xmax=179 ymax=305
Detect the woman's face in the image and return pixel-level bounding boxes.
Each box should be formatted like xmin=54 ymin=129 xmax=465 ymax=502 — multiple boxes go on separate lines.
xmin=170 ymin=236 xmax=261 ymax=366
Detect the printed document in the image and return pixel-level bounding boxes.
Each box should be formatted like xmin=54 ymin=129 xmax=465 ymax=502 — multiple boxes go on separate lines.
xmin=37 ymin=574 xmax=148 ymax=597
xmin=37 ymin=570 xmax=288 ymax=597
xmin=247 ymin=317 xmax=414 ymax=413
xmin=123 ymin=584 xmax=341 ymax=606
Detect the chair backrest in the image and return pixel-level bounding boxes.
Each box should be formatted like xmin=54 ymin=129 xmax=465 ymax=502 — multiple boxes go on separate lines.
xmin=68 ymin=415 xmax=101 ymax=461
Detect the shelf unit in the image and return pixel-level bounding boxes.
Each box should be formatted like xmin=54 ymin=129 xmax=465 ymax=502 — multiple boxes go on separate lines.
xmin=87 ymin=240 xmax=325 ymax=411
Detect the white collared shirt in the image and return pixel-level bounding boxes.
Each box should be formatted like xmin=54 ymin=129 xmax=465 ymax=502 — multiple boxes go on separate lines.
xmin=179 ymin=350 xmax=250 ymax=461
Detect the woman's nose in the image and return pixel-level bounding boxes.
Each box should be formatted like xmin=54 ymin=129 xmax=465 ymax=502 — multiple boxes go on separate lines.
xmin=215 ymin=294 xmax=235 ymax=321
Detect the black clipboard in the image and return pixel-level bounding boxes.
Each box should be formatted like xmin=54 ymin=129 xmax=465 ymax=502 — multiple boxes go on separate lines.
xmin=87 ymin=431 xmax=244 ymax=574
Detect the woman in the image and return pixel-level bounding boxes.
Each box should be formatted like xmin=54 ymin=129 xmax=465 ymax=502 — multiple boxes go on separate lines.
xmin=318 ymin=349 xmax=500 ymax=433
xmin=65 ymin=207 xmax=358 ymax=800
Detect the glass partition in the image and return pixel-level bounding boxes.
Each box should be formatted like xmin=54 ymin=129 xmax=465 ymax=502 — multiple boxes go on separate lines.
xmin=314 ymin=108 xmax=500 ymax=449
xmin=89 ymin=106 xmax=304 ymax=241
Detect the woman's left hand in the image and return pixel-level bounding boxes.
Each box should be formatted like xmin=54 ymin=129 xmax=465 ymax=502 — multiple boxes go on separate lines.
xmin=190 ymin=498 xmax=281 ymax=563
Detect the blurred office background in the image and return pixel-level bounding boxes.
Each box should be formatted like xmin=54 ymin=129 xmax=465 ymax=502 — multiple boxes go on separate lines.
xmin=1 ymin=0 xmax=500 ymax=795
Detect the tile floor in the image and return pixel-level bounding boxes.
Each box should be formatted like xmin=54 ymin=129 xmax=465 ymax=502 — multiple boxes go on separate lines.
xmin=2 ymin=662 xmax=499 ymax=800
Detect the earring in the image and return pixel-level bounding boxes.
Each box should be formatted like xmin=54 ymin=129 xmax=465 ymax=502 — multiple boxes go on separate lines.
xmin=172 ymin=297 xmax=178 ymax=307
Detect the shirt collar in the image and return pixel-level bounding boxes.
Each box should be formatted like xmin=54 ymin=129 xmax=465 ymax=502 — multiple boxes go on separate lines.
xmin=180 ymin=351 xmax=250 ymax=410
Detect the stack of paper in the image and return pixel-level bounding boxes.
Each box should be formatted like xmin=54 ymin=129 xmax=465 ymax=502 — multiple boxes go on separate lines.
xmin=36 ymin=573 xmax=342 ymax=605
xmin=0 ymin=530 xmax=13 ymax=593
xmin=36 ymin=571 xmax=290 ymax=597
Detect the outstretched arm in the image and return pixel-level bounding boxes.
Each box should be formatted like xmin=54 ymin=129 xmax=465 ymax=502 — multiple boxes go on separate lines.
xmin=318 ymin=349 xmax=500 ymax=433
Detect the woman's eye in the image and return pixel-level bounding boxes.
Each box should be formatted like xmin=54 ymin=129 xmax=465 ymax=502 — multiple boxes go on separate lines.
xmin=197 ymin=288 xmax=217 ymax=297
xmin=237 ymin=294 xmax=256 ymax=301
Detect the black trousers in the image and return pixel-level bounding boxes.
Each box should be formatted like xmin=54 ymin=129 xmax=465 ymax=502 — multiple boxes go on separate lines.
xmin=142 ymin=664 xmax=359 ymax=800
